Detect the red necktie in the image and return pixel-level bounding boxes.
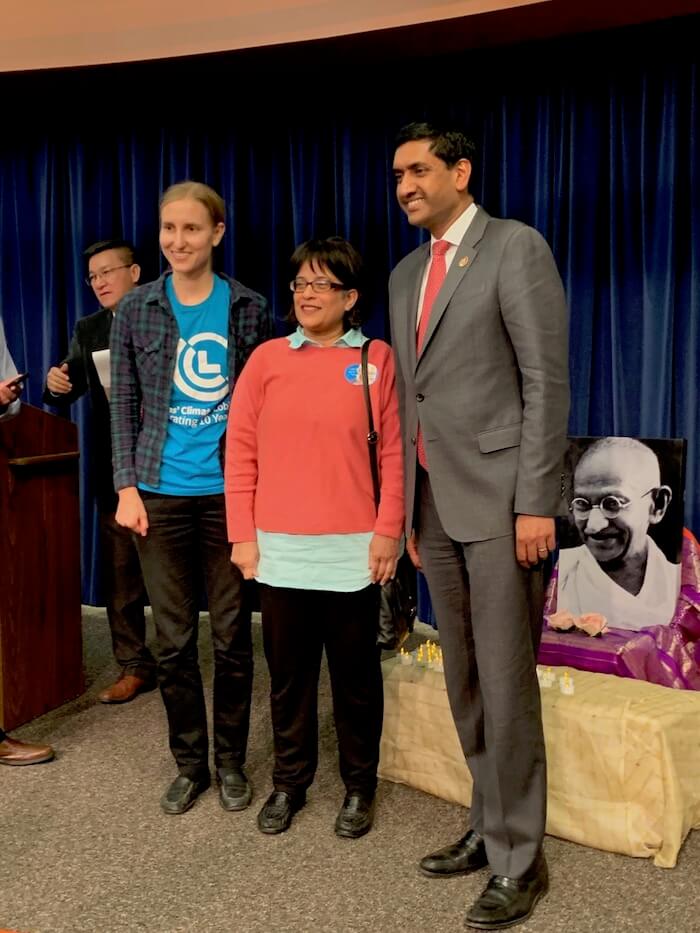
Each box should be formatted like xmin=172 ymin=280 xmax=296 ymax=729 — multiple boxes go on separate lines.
xmin=417 ymin=239 xmax=450 ymax=352
xmin=416 ymin=239 xmax=450 ymax=469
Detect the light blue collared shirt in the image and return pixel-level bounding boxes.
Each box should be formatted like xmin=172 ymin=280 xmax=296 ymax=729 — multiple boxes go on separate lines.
xmin=286 ymin=325 xmax=368 ymax=350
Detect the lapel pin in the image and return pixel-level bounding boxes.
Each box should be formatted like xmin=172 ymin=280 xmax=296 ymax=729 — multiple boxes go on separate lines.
xmin=458 ymin=256 xmax=469 ymax=268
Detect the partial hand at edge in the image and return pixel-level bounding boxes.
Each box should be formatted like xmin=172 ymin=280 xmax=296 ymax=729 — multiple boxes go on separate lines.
xmin=232 ymin=541 xmax=260 ymax=580
xmin=115 ymin=487 xmax=149 ymax=536
xmin=515 ymin=514 xmax=555 ymax=568
xmin=0 ymin=378 xmax=22 ymax=406
xmin=46 ymin=363 xmax=72 ymax=395
xmin=369 ymin=534 xmax=399 ymax=585
xmin=406 ymin=531 xmax=423 ymax=571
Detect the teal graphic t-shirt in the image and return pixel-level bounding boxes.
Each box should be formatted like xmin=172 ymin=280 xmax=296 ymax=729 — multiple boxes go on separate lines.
xmin=140 ymin=274 xmax=230 ymax=496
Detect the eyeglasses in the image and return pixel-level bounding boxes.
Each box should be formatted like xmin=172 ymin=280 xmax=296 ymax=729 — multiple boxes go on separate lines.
xmin=85 ymin=264 xmax=132 ymax=286
xmin=289 ymin=277 xmax=346 ymax=293
xmin=570 ymin=489 xmax=654 ymax=520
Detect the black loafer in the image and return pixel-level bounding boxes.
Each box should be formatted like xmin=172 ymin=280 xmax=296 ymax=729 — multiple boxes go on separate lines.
xmin=334 ymin=793 xmax=376 ymax=839
xmin=160 ymin=774 xmax=210 ymax=815
xmin=465 ymin=850 xmax=549 ymax=930
xmin=257 ymin=790 xmax=306 ymax=835
xmin=420 ymin=829 xmax=488 ymax=877
xmin=217 ymin=767 xmax=252 ymax=811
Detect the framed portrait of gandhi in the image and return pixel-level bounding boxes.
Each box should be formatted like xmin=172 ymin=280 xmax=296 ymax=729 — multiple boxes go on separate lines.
xmin=556 ymin=436 xmax=686 ymax=631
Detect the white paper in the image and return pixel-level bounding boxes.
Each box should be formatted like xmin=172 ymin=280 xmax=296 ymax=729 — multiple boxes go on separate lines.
xmin=92 ymin=348 xmax=111 ymax=401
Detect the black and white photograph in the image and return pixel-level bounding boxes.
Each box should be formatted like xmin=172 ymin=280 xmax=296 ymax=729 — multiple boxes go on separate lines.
xmin=556 ymin=436 xmax=686 ymax=631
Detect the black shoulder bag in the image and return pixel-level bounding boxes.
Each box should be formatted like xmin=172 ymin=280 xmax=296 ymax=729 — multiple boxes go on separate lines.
xmin=361 ymin=339 xmax=417 ymax=650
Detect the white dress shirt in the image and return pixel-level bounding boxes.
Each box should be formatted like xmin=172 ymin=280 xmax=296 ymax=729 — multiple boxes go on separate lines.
xmin=416 ymin=200 xmax=479 ymax=329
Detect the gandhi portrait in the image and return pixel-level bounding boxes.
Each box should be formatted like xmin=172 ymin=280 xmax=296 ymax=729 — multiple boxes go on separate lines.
xmin=557 ymin=437 xmax=682 ymax=631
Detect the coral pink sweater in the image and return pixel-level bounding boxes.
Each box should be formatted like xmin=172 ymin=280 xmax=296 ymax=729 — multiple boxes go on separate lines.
xmin=225 ymin=337 xmax=404 ymax=542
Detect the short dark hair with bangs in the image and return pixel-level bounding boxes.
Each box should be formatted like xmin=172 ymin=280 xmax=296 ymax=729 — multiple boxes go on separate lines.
xmin=395 ymin=122 xmax=476 ymax=168
xmin=83 ymin=238 xmax=137 ymax=269
xmin=288 ymin=236 xmax=366 ymax=330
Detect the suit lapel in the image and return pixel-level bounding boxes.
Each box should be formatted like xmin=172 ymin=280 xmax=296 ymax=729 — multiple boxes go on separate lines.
xmin=399 ymin=243 xmax=429 ymax=374
xmin=95 ymin=308 xmax=113 ymax=350
xmin=416 ymin=207 xmax=490 ymax=368
xmin=84 ymin=307 xmax=113 ymax=353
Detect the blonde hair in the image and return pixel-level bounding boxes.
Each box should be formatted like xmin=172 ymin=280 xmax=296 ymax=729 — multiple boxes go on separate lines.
xmin=159 ymin=181 xmax=225 ymax=226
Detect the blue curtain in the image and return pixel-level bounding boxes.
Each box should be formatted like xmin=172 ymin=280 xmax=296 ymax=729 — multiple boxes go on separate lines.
xmin=1 ymin=18 xmax=698 ymax=604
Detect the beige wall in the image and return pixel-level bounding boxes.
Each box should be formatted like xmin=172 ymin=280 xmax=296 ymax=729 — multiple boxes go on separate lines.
xmin=1 ymin=0 xmax=545 ymax=72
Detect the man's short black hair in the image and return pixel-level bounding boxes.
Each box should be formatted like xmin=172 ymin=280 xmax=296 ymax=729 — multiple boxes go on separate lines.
xmin=83 ymin=238 xmax=137 ymax=269
xmin=395 ymin=122 xmax=476 ymax=167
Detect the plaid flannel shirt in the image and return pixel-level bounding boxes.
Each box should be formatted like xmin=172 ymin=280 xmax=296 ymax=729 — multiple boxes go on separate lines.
xmin=110 ymin=271 xmax=273 ymax=491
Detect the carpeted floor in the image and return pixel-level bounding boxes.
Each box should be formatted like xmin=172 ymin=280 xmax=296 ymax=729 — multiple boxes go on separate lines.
xmin=1 ymin=609 xmax=698 ymax=933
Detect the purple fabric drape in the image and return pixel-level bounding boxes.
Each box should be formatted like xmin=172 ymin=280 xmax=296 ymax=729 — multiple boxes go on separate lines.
xmin=540 ymin=529 xmax=700 ymax=689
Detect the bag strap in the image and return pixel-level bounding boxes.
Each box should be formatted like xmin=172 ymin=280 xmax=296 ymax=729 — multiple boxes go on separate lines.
xmin=361 ymin=338 xmax=381 ymax=511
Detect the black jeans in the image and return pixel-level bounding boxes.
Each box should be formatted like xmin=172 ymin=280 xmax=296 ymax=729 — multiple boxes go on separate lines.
xmin=99 ymin=510 xmax=155 ymax=681
xmin=259 ymin=583 xmax=382 ymax=797
xmin=136 ymin=493 xmax=253 ymax=780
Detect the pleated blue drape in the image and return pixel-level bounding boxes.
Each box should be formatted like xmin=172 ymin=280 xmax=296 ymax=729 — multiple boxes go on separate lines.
xmin=0 ymin=19 xmax=697 ymax=604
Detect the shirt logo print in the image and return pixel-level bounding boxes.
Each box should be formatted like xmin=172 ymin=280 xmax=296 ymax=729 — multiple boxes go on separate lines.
xmin=173 ymin=332 xmax=228 ymax=402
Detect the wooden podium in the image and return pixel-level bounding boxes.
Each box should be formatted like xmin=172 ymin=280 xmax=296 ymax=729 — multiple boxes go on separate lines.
xmin=0 ymin=404 xmax=84 ymax=730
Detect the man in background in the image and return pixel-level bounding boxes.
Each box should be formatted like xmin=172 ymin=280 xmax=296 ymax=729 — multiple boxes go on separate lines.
xmin=44 ymin=239 xmax=156 ymax=704
xmin=0 ymin=316 xmax=55 ymax=765
xmin=558 ymin=436 xmax=680 ymax=629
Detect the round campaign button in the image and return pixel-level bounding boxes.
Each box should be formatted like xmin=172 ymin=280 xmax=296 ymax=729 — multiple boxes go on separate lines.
xmin=344 ymin=362 xmax=377 ymax=386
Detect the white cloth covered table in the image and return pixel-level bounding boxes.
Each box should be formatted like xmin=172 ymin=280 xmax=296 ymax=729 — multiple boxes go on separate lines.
xmin=379 ymin=657 xmax=700 ymax=867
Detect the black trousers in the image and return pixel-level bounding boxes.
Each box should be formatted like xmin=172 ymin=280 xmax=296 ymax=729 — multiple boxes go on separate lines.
xmin=136 ymin=493 xmax=253 ymax=780
xmin=259 ymin=583 xmax=383 ymax=797
xmin=0 ymin=729 xmax=6 ymax=742
xmin=99 ymin=510 xmax=155 ymax=681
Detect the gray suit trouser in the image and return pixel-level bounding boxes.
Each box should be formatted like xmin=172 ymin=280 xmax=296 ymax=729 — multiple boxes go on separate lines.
xmin=416 ymin=468 xmax=547 ymax=878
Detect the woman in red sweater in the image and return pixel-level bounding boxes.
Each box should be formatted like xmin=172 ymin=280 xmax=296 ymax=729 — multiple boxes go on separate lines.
xmin=225 ymin=237 xmax=404 ymax=838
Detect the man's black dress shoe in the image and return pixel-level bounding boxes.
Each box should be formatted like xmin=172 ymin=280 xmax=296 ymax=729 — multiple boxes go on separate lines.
xmin=217 ymin=767 xmax=252 ymax=811
xmin=420 ymin=829 xmax=488 ymax=877
xmin=257 ymin=790 xmax=306 ymax=834
xmin=160 ymin=774 xmax=210 ymax=815
xmin=334 ymin=793 xmax=376 ymax=839
xmin=465 ymin=850 xmax=549 ymax=930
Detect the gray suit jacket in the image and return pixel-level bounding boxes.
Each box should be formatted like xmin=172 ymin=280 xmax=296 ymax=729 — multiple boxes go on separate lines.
xmin=389 ymin=206 xmax=570 ymax=542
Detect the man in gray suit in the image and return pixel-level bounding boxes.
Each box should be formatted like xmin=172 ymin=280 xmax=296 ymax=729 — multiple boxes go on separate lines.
xmin=390 ymin=123 xmax=570 ymax=930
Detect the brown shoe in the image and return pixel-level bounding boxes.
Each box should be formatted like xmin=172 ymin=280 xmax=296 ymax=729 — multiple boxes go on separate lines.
xmin=98 ymin=672 xmax=155 ymax=704
xmin=0 ymin=735 xmax=55 ymax=766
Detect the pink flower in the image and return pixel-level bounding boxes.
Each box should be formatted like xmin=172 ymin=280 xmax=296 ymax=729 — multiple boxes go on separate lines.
xmin=576 ymin=613 xmax=608 ymax=637
xmin=547 ymin=610 xmax=577 ymax=631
